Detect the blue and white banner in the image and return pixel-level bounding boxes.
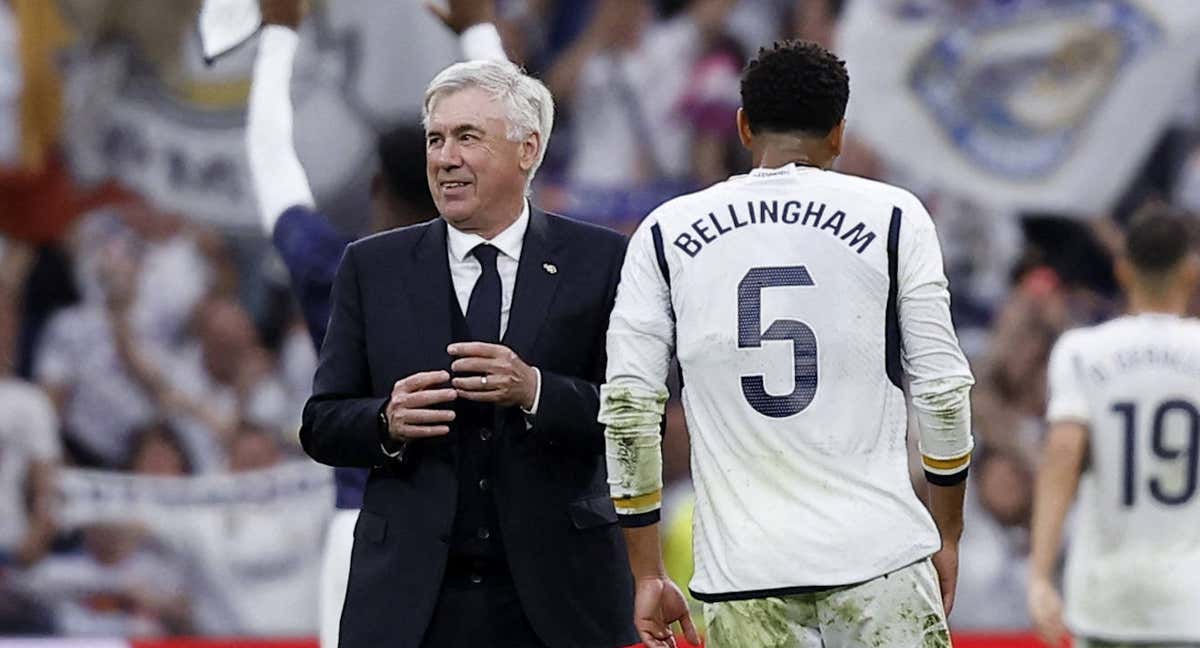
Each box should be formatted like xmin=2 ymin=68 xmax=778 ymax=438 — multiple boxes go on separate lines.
xmin=838 ymin=0 xmax=1200 ymax=215
xmin=55 ymin=461 xmax=333 ymax=527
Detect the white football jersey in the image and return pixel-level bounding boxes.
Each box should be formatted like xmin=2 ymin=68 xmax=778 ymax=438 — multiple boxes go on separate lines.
xmin=602 ymin=164 xmax=974 ymax=600
xmin=1046 ymin=314 xmax=1200 ymax=642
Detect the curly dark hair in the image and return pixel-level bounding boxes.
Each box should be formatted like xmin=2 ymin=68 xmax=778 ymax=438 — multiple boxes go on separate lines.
xmin=1125 ymin=204 xmax=1196 ymax=274
xmin=740 ymin=40 xmax=849 ymax=137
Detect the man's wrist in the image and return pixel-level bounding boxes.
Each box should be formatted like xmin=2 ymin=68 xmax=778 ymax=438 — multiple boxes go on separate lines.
xmin=377 ymin=406 xmax=407 ymax=458
xmin=521 ymin=366 xmax=542 ymax=414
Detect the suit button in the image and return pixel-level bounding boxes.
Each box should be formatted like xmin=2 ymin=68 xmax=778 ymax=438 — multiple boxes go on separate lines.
xmin=438 ymin=533 xmax=450 ymax=544
xmin=469 ymin=573 xmax=483 ymax=585
xmin=477 ymin=527 xmax=491 ymax=540
xmin=478 ymin=478 xmax=490 ymax=491
xmin=479 ymin=428 xmax=492 ymax=441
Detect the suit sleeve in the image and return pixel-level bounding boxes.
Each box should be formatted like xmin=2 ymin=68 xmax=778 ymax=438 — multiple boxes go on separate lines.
xmin=898 ymin=200 xmax=976 ymax=486
xmin=530 ymin=234 xmax=629 ymax=456
xmin=300 ymin=244 xmax=390 ymax=468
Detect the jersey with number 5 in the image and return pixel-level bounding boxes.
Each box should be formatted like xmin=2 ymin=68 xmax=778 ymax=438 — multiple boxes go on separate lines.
xmin=1046 ymin=314 xmax=1200 ymax=642
xmin=603 ymin=164 xmax=974 ymax=600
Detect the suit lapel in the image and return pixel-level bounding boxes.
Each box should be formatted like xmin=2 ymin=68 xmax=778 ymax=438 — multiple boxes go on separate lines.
xmin=403 ymin=218 xmax=455 ymax=371
xmin=503 ymin=208 xmax=560 ymax=361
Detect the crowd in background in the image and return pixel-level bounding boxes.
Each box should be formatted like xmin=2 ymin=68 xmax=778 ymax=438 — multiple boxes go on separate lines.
xmin=3 ymin=0 xmax=1200 ymax=638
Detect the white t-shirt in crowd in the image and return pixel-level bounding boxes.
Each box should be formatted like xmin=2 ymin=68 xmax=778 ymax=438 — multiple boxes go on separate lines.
xmin=0 ymin=379 xmax=60 ymax=551
xmin=567 ymin=17 xmax=700 ymax=187
xmin=35 ymin=305 xmax=160 ymax=467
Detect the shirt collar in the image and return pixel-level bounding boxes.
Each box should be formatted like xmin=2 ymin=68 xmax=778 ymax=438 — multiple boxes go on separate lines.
xmin=446 ymin=201 xmax=530 ymax=263
xmin=748 ymin=162 xmax=820 ymax=177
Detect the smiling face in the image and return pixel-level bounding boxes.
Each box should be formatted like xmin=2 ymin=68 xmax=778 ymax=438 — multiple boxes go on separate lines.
xmin=425 ymin=86 xmax=539 ymax=238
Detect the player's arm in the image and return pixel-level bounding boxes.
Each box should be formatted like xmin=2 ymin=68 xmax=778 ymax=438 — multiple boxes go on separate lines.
xmin=1029 ymin=421 xmax=1086 ymax=644
xmin=1028 ymin=334 xmax=1089 ymax=645
xmin=895 ymin=203 xmax=975 ymax=615
xmin=600 ymin=218 xmax=698 ymax=648
xmin=246 ymin=0 xmax=316 ymax=233
xmin=427 ymin=0 xmax=508 ymax=62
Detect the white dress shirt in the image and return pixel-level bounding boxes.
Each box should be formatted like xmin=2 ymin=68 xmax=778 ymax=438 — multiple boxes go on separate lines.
xmin=381 ymin=204 xmax=542 ymax=459
xmin=445 ymin=201 xmax=528 ymax=337
xmin=444 ymin=201 xmax=541 ymax=415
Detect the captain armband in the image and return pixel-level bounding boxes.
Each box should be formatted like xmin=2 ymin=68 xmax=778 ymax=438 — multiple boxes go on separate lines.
xmin=922 ymin=451 xmax=972 ymax=486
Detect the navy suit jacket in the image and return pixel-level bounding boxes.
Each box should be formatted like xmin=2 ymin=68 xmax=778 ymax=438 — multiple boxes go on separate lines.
xmin=300 ymin=208 xmax=638 ymax=648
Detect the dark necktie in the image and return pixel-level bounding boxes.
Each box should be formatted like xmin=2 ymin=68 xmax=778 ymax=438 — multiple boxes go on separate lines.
xmin=466 ymin=244 xmax=501 ymax=343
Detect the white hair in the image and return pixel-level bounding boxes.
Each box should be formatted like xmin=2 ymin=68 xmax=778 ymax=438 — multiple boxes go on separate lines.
xmin=422 ymin=60 xmax=556 ymax=191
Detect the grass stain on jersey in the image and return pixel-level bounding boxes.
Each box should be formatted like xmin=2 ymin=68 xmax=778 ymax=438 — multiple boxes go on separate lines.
xmin=600 ymin=386 xmax=668 ymax=493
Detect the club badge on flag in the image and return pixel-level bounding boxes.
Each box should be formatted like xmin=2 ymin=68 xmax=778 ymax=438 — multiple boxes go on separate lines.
xmin=837 ymin=0 xmax=1200 ymax=215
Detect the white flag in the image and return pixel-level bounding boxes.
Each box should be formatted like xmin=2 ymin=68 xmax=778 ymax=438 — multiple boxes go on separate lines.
xmin=197 ymin=0 xmax=261 ymax=63
xmin=837 ymin=0 xmax=1200 ymax=215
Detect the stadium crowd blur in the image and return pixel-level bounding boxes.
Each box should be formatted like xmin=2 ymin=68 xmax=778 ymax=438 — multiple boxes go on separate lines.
xmin=3 ymin=0 xmax=1200 ymax=638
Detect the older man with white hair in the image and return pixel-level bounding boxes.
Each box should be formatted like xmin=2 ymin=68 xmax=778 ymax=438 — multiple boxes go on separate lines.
xmin=300 ymin=57 xmax=637 ymax=648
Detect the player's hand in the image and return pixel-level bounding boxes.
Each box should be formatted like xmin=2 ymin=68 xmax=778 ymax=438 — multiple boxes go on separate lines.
xmin=633 ymin=576 xmax=700 ymax=648
xmin=1028 ymin=577 xmax=1068 ymax=645
xmin=930 ymin=542 xmax=959 ymax=617
xmin=426 ymin=0 xmax=496 ymax=35
xmin=385 ymin=371 xmax=457 ymax=441
xmin=448 ymin=342 xmax=537 ymax=410
xmin=260 ymin=0 xmax=309 ymax=29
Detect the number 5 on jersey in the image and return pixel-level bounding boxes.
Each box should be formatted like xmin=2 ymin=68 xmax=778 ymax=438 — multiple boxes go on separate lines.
xmin=738 ymin=266 xmax=818 ymax=418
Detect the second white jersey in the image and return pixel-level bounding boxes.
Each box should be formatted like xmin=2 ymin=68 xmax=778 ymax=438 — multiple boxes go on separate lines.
xmin=1047 ymin=314 xmax=1200 ymax=642
xmin=604 ymin=164 xmax=974 ymax=599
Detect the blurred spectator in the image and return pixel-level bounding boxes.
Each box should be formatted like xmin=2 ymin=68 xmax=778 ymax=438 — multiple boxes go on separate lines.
xmin=547 ymin=0 xmax=736 ymax=190
xmin=0 ymin=0 xmax=17 ymax=167
xmin=790 ymin=0 xmax=841 ymax=48
xmin=0 ymin=376 xmax=61 ymax=635
xmin=0 ymin=379 xmax=61 ymax=569
xmin=228 ymin=424 xmax=283 ymax=473
xmin=33 ymin=210 xmax=210 ymax=468
xmin=19 ymin=524 xmax=190 ymax=637
xmin=153 ymin=297 xmax=292 ymax=469
xmin=126 ymin=423 xmax=192 ymax=476
xmin=679 ymin=33 xmax=747 ymax=186
xmin=143 ymin=465 xmax=328 ymax=637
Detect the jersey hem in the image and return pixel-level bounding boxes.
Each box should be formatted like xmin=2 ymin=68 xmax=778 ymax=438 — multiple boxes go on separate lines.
xmin=690 ymin=556 xmax=931 ymax=604
xmin=690 ymin=581 xmax=864 ymax=603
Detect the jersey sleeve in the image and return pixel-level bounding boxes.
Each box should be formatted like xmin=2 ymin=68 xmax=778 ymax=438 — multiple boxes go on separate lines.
xmin=246 ymin=25 xmax=316 ymax=233
xmin=896 ymin=201 xmax=976 ymax=485
xmin=1045 ymin=331 xmax=1089 ymax=424
xmin=600 ymin=215 xmax=676 ymax=526
xmin=458 ymin=23 xmax=508 ymax=62
xmin=272 ymin=206 xmax=347 ymax=349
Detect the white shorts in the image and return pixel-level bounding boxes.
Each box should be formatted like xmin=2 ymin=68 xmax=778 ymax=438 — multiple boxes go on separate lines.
xmin=320 ymin=508 xmax=359 ymax=648
xmin=703 ymin=558 xmax=950 ymax=648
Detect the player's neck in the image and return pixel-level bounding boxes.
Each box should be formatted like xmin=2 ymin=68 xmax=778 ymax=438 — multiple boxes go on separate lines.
xmin=1126 ymin=293 xmax=1187 ymax=317
xmin=754 ymin=138 xmax=833 ymax=170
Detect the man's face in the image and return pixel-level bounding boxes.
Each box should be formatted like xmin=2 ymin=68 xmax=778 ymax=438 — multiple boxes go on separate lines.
xmin=425 ymin=87 xmax=535 ymax=234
